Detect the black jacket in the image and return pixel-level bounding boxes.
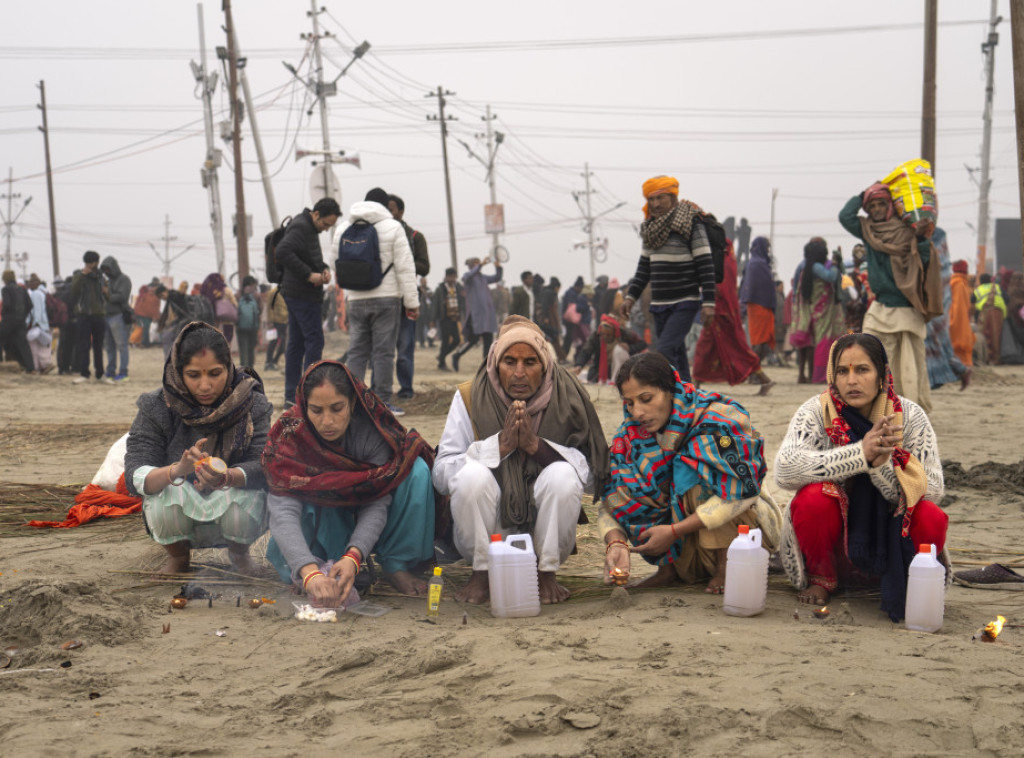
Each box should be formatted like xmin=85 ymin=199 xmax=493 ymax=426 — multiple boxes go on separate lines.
xmin=276 ymin=210 xmax=329 ymax=303
xmin=433 ymin=280 xmax=465 ymax=322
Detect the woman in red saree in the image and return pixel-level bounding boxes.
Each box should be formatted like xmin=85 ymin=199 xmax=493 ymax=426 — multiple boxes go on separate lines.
xmin=692 ymin=240 xmax=774 ymax=395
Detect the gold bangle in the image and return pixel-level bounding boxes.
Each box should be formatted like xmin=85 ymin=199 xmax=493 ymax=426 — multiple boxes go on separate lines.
xmin=168 ymin=466 xmax=185 ymax=486
xmin=302 ymin=570 xmax=324 ymax=590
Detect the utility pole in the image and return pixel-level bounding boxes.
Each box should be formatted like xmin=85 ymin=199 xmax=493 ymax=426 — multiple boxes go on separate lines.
xmin=148 ymin=215 xmax=196 ymax=280
xmin=223 ymin=0 xmax=249 ymax=280
xmin=977 ymin=0 xmax=1002 ymax=276
xmin=1013 ymin=0 xmax=1024 ymax=272
xmin=1 ymin=168 xmax=31 ymax=271
xmin=193 ymin=4 xmax=226 ymax=276
xmin=573 ymin=163 xmax=625 ymax=284
xmin=769 ymin=188 xmax=779 ymax=277
xmin=230 ymin=20 xmax=278 ymax=228
xmin=37 ymin=80 xmax=59 ymax=278
xmin=307 ymin=0 xmax=338 ymax=203
xmin=457 ymin=105 xmax=506 ymax=260
xmin=921 ymin=0 xmax=938 ymax=170
xmin=427 ymin=86 xmax=458 ymax=271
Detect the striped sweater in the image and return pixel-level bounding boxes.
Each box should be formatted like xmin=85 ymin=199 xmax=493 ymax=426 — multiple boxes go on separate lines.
xmin=626 ymin=222 xmax=716 ymax=307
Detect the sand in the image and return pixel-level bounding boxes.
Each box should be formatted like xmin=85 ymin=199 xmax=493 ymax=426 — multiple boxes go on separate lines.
xmin=2 ymin=333 xmax=1024 ymax=757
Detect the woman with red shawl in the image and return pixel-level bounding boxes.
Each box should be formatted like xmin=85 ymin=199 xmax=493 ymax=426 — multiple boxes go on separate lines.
xmin=692 ymin=240 xmax=774 ymax=394
xmin=263 ymin=361 xmax=435 ymax=606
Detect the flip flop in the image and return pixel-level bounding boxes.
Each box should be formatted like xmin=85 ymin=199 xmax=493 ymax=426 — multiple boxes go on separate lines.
xmin=953 ymin=563 xmax=1024 ymax=587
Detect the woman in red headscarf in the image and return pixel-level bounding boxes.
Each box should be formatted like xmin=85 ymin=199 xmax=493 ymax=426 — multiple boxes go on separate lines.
xmin=573 ymin=314 xmax=647 ymax=384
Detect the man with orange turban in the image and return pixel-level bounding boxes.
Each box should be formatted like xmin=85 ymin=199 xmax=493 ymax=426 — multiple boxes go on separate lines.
xmin=620 ymin=176 xmax=716 ymax=382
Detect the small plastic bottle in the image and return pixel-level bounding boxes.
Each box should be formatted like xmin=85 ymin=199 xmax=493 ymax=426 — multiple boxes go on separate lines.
xmin=905 ymin=543 xmax=945 ymax=633
xmin=426 ymin=566 xmax=443 ymax=617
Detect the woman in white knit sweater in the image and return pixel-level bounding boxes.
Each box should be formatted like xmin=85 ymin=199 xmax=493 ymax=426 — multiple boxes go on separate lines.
xmin=773 ymin=333 xmax=946 ymax=622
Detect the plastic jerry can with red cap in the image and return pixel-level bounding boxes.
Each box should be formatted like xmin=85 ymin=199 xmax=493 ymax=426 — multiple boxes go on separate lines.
xmin=905 ymin=543 xmax=944 ymax=633
xmin=487 ymin=533 xmax=541 ymax=618
xmin=722 ymin=525 xmax=768 ymax=617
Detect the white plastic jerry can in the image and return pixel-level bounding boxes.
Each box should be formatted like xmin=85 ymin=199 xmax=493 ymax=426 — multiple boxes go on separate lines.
xmin=722 ymin=525 xmax=769 ymax=617
xmin=487 ymin=533 xmax=541 ymax=618
xmin=904 ymin=543 xmax=945 ymax=633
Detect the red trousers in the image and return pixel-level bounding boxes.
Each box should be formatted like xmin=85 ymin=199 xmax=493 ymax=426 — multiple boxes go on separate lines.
xmin=790 ymin=482 xmax=947 ymax=591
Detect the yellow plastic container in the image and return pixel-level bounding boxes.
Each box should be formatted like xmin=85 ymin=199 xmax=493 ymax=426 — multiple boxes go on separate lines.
xmin=881 ymin=159 xmax=936 ymax=230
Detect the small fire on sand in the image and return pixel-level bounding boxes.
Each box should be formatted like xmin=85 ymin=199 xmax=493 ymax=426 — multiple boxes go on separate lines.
xmin=973 ymin=615 xmax=1006 ymax=643
xmin=812 ymin=606 xmax=830 ymax=619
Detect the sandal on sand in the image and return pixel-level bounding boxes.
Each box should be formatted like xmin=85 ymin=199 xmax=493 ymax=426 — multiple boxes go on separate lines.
xmin=953 ymin=563 xmax=1024 ymax=586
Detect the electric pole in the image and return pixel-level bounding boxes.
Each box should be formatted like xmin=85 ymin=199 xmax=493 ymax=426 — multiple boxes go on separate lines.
xmin=977 ymin=0 xmax=1002 ymax=276
xmin=769 ymin=188 xmax=779 ymax=277
xmin=573 ymin=163 xmax=625 ymax=284
xmin=223 ymin=0 xmax=249 ymax=280
xmin=1013 ymin=0 xmax=1024 ymax=272
xmin=427 ymin=86 xmax=458 ymax=271
xmin=1 ymin=168 xmax=31 ymax=271
xmin=921 ymin=0 xmax=938 ymax=170
xmin=148 ymin=215 xmax=196 ymax=280
xmin=193 ymin=4 xmax=226 ymax=276
xmin=457 ymin=104 xmax=506 ymax=260
xmin=38 ymin=80 xmax=59 ymax=278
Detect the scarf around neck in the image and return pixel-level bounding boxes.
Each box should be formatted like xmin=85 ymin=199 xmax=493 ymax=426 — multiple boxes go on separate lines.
xmin=640 ymin=199 xmax=702 ymax=251
xmin=469 ymin=356 xmax=609 ymax=532
xmin=162 ymin=321 xmax=261 ymax=462
xmin=859 ymin=216 xmax=943 ymax=319
xmin=261 ymin=360 xmax=433 ymax=507
xmin=605 ymin=369 xmax=765 ymax=565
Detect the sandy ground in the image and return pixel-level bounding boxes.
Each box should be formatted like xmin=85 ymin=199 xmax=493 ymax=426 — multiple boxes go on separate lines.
xmin=2 ymin=332 xmax=1024 ymax=757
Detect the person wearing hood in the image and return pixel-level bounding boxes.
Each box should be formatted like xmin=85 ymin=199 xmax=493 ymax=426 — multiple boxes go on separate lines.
xmin=100 ymin=255 xmax=132 ymax=382
xmin=275 ymin=196 xmax=340 ymax=409
xmin=25 ymin=273 xmax=53 ymax=373
xmin=342 ymin=187 xmax=419 ymax=416
xmin=71 ymin=251 xmax=109 ymax=383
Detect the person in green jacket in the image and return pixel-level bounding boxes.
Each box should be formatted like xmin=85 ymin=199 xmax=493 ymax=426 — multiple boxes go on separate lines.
xmin=838 ymin=184 xmax=942 ymax=413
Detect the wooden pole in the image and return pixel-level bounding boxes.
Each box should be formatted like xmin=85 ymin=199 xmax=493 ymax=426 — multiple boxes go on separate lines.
xmin=224 ymin=0 xmax=249 ymax=280
xmin=37 ymin=80 xmax=60 ymax=278
xmin=921 ymin=0 xmax=938 ymax=171
xmin=1012 ymin=0 xmax=1024 ymax=272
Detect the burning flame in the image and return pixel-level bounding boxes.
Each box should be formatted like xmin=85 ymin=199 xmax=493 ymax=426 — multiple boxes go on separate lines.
xmin=984 ymin=615 xmax=1006 ymax=641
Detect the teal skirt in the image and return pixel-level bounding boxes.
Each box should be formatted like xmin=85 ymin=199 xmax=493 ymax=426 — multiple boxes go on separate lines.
xmin=266 ymin=457 xmax=435 ymax=582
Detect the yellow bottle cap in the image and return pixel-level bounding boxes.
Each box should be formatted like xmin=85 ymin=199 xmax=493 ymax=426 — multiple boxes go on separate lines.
xmin=433 ymin=567 xmax=442 ymax=576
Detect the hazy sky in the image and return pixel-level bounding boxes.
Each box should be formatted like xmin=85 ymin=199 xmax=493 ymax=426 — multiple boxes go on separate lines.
xmin=1 ymin=1 xmax=1019 ymax=294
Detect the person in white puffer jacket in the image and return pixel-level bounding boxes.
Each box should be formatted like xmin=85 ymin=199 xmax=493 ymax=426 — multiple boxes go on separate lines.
xmin=341 ymin=187 xmax=419 ymax=415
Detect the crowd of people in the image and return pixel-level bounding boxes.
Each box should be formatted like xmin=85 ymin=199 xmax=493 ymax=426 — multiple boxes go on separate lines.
xmin=4 ymin=173 xmax=1021 ymax=618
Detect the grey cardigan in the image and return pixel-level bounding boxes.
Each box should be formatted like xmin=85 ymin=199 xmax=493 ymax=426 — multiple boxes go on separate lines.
xmin=267 ymin=408 xmax=391 ymax=578
xmin=124 ymin=388 xmax=273 ymax=496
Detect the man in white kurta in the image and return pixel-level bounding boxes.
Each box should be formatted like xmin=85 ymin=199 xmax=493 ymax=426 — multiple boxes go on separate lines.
xmin=433 ymin=316 xmax=605 ymax=605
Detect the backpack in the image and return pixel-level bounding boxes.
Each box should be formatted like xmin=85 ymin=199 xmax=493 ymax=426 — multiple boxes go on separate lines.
xmin=237 ymin=293 xmax=259 ymax=331
xmin=336 ymin=219 xmax=392 ymax=291
xmin=45 ymin=291 xmax=68 ymax=327
xmin=263 ymin=215 xmax=292 ymax=284
xmin=696 ymin=212 xmax=727 ymax=284
xmin=172 ymin=294 xmax=216 ymax=326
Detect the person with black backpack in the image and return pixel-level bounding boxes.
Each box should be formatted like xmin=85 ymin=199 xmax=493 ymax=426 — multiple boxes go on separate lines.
xmin=275 ymin=197 xmax=340 ymax=409
xmin=339 ymin=187 xmax=418 ymax=417
xmin=620 ymin=175 xmax=717 ymax=383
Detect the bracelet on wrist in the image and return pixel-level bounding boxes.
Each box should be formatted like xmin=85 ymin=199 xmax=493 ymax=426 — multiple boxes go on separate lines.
xmin=605 ymin=539 xmax=629 ymax=554
xmin=302 ymin=570 xmax=325 ymax=591
xmin=168 ymin=466 xmax=185 ymax=486
xmin=341 ymin=553 xmax=360 ymax=572
xmin=670 ymin=522 xmax=681 ymax=539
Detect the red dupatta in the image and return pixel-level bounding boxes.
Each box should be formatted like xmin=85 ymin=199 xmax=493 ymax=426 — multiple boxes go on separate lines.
xmin=261 ymin=361 xmax=434 ymax=507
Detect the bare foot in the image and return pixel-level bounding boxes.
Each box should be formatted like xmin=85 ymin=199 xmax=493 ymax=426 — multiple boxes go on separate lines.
xmin=227 ymin=542 xmax=256 ymax=575
xmin=706 ymin=547 xmax=727 ymax=594
xmin=628 ymin=562 xmax=681 ymax=589
xmin=385 ymin=569 xmax=428 ymax=596
xmin=454 ymin=570 xmax=490 ymax=604
xmin=757 ymin=379 xmax=775 ymax=396
xmin=154 ymin=541 xmax=190 ymax=576
xmin=538 ymin=571 xmax=570 ymax=604
xmin=797 ymin=584 xmax=830 ymax=605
